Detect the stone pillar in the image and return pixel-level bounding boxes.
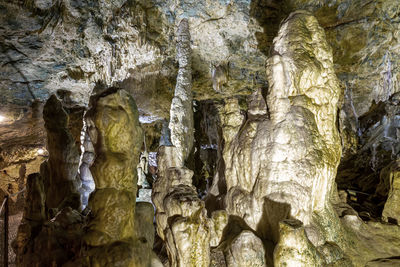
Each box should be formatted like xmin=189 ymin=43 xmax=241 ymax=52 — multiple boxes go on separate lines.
xmin=42 ymin=94 xmax=83 ymax=212
xmin=82 ymin=88 xmax=156 ymax=266
xmin=169 ymin=18 xmax=194 ymax=164
xmin=153 ymin=19 xmax=211 ymax=267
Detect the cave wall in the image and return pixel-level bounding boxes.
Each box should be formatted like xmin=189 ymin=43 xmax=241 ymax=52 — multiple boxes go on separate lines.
xmin=1 ymin=0 xmax=400 ymax=266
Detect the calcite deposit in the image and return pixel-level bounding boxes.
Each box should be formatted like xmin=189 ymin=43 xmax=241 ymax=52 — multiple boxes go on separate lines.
xmin=79 ymin=88 xmax=156 ymax=266
xmin=2 ymin=0 xmax=400 ymax=267
xmin=168 ymin=19 xmax=194 ymax=164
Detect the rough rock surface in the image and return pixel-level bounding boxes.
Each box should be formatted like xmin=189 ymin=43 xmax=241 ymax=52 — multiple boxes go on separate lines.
xmin=3 ymin=1 xmax=400 ymax=266
xmin=42 ymin=94 xmax=83 ymax=210
xmin=381 ymin=161 xmax=400 ymax=224
xmin=274 ymin=219 xmax=326 ymax=266
xmin=153 ymin=146 xmax=211 ymax=267
xmin=78 ymin=130 xmax=95 ymax=209
xmin=224 ymin=230 xmax=266 ymax=267
xmin=13 ymin=94 xmax=86 ymax=267
xmin=337 ymin=92 xmax=400 ymax=220
xmin=168 ymin=19 xmax=194 ymax=163
xmin=209 ymin=12 xmax=344 ymax=264
xmin=153 ymin=20 xmax=212 ymax=267
xmin=79 ymin=88 xmax=154 ymax=266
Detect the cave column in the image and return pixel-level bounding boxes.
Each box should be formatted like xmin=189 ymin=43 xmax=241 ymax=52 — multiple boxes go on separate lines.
xmin=153 ymin=19 xmax=211 ymax=267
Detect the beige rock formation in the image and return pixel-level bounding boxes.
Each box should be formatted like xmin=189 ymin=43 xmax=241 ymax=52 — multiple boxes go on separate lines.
xmin=82 ymin=88 xmax=148 ymax=265
xmin=42 ymin=94 xmax=83 ymax=211
xmin=169 ymin=19 xmax=194 ymax=164
xmin=56 ymin=88 xmax=158 ymax=266
xmin=14 ymin=94 xmax=85 ymax=266
xmin=204 ymin=10 xmax=354 ymax=266
xmin=225 ymin=230 xmax=267 ymax=267
xmin=153 ymin=146 xmax=211 ymax=267
xmin=5 ymin=1 xmax=400 ymax=267
xmin=381 ymin=162 xmax=400 ymax=224
xmin=220 ymin=9 xmax=342 ymax=243
xmin=153 ymin=19 xmax=212 ymax=267
xmin=274 ymin=219 xmax=326 ymax=266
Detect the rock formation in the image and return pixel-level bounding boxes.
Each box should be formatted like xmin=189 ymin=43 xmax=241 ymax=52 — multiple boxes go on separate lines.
xmin=153 ymin=19 xmax=212 ymax=267
xmin=211 ymin=11 xmax=344 ymax=263
xmin=153 ymin=146 xmax=211 ymax=267
xmin=14 ymin=95 xmax=85 ymax=266
xmin=78 ymin=130 xmax=95 ymax=209
xmin=3 ymin=1 xmax=400 ymax=266
xmin=169 ymin=19 xmax=194 ymax=164
xmin=77 ymin=88 xmax=157 ymax=266
xmin=42 ymin=94 xmax=83 ymax=211
xmin=380 ymin=162 xmax=400 ymax=224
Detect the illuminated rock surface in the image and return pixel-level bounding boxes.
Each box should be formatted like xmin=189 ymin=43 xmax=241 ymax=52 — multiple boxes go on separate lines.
xmin=168 ymin=19 xmax=194 ymax=164
xmin=14 ymin=95 xmax=85 ymax=266
xmin=79 ymin=88 xmax=157 ymax=266
xmin=2 ymin=0 xmax=400 ymax=266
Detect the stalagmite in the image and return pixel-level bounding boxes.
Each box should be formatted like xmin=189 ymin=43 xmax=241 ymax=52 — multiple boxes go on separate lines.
xmin=153 ymin=147 xmax=211 ymax=267
xmin=14 ymin=95 xmax=85 ymax=266
xmin=78 ymin=131 xmax=95 ymax=210
xmin=78 ymin=88 xmax=155 ymax=266
xmin=210 ymin=10 xmax=349 ymax=265
xmin=153 ymin=19 xmax=211 ymax=267
xmin=42 ymin=94 xmax=83 ymax=211
xmin=169 ymin=18 xmax=194 ymax=164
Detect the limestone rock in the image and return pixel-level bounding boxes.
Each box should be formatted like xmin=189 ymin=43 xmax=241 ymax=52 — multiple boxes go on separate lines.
xmin=274 ymin=219 xmax=326 ymax=267
xmin=225 ymin=230 xmax=266 ymax=267
xmin=206 ymin=97 xmax=244 ymax=211
xmin=135 ymin=202 xmax=156 ymax=248
xmin=42 ymin=94 xmax=83 ymax=210
xmin=169 ymin=19 xmax=194 ymax=163
xmin=337 ymin=93 xmax=400 ymax=219
xmin=82 ymin=88 xmax=152 ymax=266
xmin=381 ymin=162 xmax=400 ymax=224
xmin=79 ymin=131 xmax=95 ymax=209
xmin=209 ymin=210 xmax=228 ymax=248
xmin=14 ymin=173 xmax=46 ymax=265
xmin=339 ymin=216 xmax=400 ymax=266
xmin=153 ymin=146 xmax=211 ymax=267
xmin=202 ymin=10 xmax=348 ymax=266
xmin=22 ymin=173 xmax=45 ymax=223
xmin=14 ymin=95 xmax=86 ymax=266
xmin=221 ymin=9 xmax=342 ymax=239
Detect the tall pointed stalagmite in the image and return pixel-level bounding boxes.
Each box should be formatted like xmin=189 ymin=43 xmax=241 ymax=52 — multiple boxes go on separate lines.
xmin=169 ymin=18 xmax=194 ymax=164
xmin=153 ymin=19 xmax=213 ymax=267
